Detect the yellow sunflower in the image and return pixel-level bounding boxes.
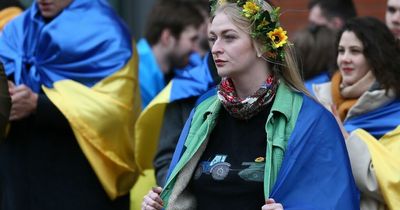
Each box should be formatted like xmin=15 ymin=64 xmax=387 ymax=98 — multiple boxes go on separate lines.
xmin=242 ymin=1 xmax=260 ymax=18
xmin=267 ymin=27 xmax=288 ymax=49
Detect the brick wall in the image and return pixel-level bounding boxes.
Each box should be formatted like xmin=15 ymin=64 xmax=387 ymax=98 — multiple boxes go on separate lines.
xmin=271 ymin=0 xmax=386 ymax=39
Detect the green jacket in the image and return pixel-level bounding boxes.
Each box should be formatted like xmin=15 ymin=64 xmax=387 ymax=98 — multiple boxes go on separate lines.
xmin=161 ymin=82 xmax=303 ymax=209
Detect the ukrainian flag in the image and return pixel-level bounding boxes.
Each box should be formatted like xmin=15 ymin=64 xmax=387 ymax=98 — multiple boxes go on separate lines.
xmin=135 ymin=53 xmax=216 ymax=172
xmin=344 ymin=99 xmax=400 ymax=139
xmin=131 ymin=54 xmax=216 ymax=209
xmin=352 ymin=127 xmax=400 ymax=209
xmin=0 ymin=6 xmax=22 ymax=31
xmin=0 ymin=0 xmax=140 ymax=199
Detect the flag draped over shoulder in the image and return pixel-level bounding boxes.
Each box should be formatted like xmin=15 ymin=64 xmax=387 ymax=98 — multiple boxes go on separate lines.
xmin=352 ymin=127 xmax=400 ymax=210
xmin=269 ymin=96 xmax=359 ymax=209
xmin=344 ymin=100 xmax=400 ymax=139
xmin=0 ymin=0 xmax=141 ymax=199
xmin=135 ymin=54 xmax=215 ymax=171
xmin=168 ymin=94 xmax=360 ymax=209
xmin=0 ymin=6 xmax=22 ymax=30
xmin=0 ymin=0 xmax=132 ymax=92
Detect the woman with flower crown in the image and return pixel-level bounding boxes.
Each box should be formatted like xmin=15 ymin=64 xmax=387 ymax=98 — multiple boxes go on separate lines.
xmin=141 ymin=0 xmax=359 ymax=209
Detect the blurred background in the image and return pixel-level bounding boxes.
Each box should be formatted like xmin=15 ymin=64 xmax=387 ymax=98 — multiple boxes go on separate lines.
xmin=20 ymin=0 xmax=385 ymax=40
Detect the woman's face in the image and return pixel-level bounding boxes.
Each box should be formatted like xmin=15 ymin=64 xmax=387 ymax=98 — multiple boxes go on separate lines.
xmin=337 ymin=31 xmax=371 ymax=86
xmin=208 ymin=12 xmax=259 ymax=78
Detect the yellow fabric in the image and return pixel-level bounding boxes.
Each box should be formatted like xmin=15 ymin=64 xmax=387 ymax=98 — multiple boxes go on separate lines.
xmin=130 ymin=169 xmax=156 ymax=210
xmin=0 ymin=7 xmax=22 ymax=31
xmin=43 ymin=46 xmax=141 ymax=199
xmin=354 ymin=127 xmax=400 ymax=210
xmin=135 ymin=82 xmax=173 ymax=171
xmin=131 ymin=83 xmax=174 ymax=209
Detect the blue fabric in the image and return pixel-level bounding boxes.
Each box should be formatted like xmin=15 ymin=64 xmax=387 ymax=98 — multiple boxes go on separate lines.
xmin=304 ymin=72 xmax=330 ymax=94
xmin=137 ymin=39 xmax=165 ymax=108
xmin=270 ymin=95 xmax=359 ymax=209
xmin=168 ymin=94 xmax=359 ymax=209
xmin=175 ymin=53 xmax=202 ymax=73
xmin=344 ymin=99 xmax=400 ymax=139
xmin=0 ymin=0 xmax=132 ymax=93
xmin=169 ymin=53 xmax=215 ymax=102
xmin=137 ymin=39 xmax=205 ymax=108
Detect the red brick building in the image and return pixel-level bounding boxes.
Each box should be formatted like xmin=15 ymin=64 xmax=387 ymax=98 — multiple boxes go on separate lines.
xmin=272 ymin=0 xmax=387 ymax=39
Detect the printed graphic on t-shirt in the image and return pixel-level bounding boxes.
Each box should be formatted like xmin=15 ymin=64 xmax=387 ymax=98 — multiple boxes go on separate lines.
xmin=194 ymin=155 xmax=265 ymax=182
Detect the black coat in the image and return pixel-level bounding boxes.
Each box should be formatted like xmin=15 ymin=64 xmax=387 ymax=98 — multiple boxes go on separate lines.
xmin=0 ymin=94 xmax=129 ymax=210
xmin=0 ymin=64 xmax=10 ymax=140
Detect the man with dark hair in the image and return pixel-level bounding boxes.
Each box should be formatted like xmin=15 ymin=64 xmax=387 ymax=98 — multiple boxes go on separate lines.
xmin=137 ymin=0 xmax=204 ymax=108
xmin=386 ymin=0 xmax=400 ymax=39
xmin=308 ymin=0 xmax=357 ymax=30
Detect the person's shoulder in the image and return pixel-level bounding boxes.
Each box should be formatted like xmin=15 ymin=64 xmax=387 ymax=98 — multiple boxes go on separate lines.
xmin=136 ymin=39 xmax=153 ymax=56
xmin=301 ymin=93 xmax=335 ymax=120
xmin=195 ymin=89 xmax=218 ymax=111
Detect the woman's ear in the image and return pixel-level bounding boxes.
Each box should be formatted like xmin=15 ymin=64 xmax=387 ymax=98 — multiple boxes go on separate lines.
xmin=254 ymin=44 xmax=263 ymax=58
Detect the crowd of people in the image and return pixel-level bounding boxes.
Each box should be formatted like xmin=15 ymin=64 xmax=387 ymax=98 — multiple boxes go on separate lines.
xmin=0 ymin=0 xmax=399 ymax=210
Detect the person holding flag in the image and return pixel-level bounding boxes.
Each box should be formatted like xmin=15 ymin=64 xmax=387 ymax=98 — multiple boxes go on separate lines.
xmin=142 ymin=0 xmax=359 ymax=209
xmin=0 ymin=0 xmax=141 ymax=209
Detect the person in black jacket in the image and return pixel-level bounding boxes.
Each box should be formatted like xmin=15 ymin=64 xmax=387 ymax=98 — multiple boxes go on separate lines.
xmin=0 ymin=63 xmax=10 ymax=140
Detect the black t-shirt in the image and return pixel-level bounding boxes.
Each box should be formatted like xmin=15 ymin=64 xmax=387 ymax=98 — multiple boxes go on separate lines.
xmin=189 ymin=104 xmax=272 ymax=210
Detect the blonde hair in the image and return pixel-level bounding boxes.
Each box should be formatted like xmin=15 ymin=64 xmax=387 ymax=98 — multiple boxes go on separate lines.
xmin=211 ymin=2 xmax=310 ymax=95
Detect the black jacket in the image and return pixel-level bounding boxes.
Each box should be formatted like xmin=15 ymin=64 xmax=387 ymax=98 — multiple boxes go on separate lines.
xmin=0 ymin=64 xmax=10 ymax=139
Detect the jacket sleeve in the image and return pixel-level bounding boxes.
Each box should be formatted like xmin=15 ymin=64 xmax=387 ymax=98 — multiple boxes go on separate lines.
xmin=0 ymin=64 xmax=11 ymax=138
xmin=153 ymin=97 xmax=196 ymax=186
xmin=346 ymin=132 xmax=384 ymax=202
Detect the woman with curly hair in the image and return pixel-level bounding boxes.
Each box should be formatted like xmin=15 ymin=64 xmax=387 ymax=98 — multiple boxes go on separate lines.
xmin=313 ymin=17 xmax=400 ymax=210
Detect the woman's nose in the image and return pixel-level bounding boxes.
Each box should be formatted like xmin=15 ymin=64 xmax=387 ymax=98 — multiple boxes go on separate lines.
xmin=340 ymin=52 xmax=352 ymax=63
xmin=211 ymin=40 xmax=223 ymax=55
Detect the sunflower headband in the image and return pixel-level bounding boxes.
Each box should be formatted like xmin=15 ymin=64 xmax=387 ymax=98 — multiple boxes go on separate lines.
xmin=209 ymin=0 xmax=288 ymax=63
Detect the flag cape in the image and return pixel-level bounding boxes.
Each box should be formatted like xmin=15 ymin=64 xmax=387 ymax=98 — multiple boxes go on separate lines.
xmin=135 ymin=54 xmax=215 ymax=171
xmin=0 ymin=0 xmax=132 ymax=92
xmin=0 ymin=6 xmax=22 ymax=30
xmin=352 ymin=127 xmax=400 ymax=209
xmin=168 ymin=94 xmax=359 ymax=209
xmin=344 ymin=100 xmax=400 ymax=139
xmin=0 ymin=0 xmax=140 ymax=199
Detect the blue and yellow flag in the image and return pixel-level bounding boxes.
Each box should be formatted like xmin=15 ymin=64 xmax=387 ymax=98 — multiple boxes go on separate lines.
xmin=344 ymin=99 xmax=400 ymax=139
xmin=353 ymin=127 xmax=400 ymax=209
xmin=135 ymin=53 xmax=216 ymax=171
xmin=131 ymin=54 xmax=215 ymax=210
xmin=168 ymin=94 xmax=360 ymax=209
xmin=0 ymin=0 xmax=140 ymax=199
xmin=0 ymin=6 xmax=22 ymax=31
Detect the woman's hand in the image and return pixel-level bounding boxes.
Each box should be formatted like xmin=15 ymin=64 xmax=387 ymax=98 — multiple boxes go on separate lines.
xmin=142 ymin=186 xmax=163 ymax=210
xmin=262 ymin=198 xmax=284 ymax=210
xmin=8 ymin=81 xmax=38 ymax=121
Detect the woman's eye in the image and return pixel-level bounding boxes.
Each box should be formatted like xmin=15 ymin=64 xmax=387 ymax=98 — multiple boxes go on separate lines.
xmin=208 ymin=37 xmax=216 ymax=43
xmin=350 ymin=49 xmax=362 ymax=54
xmin=388 ymin=6 xmax=396 ymax=14
xmin=224 ymin=35 xmax=236 ymax=41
